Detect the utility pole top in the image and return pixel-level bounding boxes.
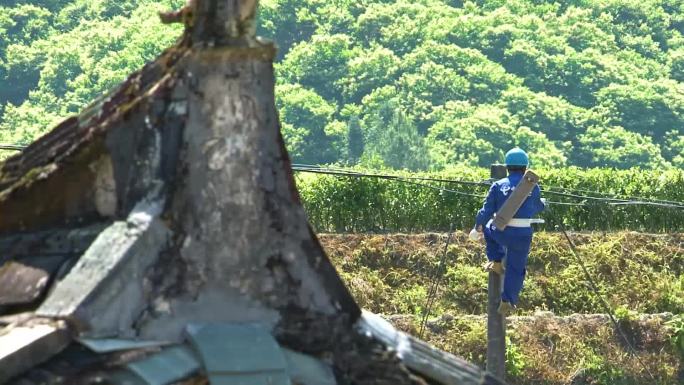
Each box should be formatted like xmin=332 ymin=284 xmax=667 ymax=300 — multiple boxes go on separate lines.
xmin=490 ymin=164 xmax=507 ymax=181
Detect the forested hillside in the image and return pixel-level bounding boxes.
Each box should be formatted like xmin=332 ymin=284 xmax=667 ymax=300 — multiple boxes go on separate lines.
xmin=0 ymin=0 xmax=184 ymax=146
xmin=1 ymin=0 xmax=683 ymax=169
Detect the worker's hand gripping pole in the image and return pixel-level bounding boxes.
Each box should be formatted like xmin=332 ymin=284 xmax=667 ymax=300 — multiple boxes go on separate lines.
xmin=492 ymin=170 xmax=539 ymax=230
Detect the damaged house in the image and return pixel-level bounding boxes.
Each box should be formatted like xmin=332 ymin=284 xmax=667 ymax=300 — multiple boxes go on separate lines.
xmin=0 ymin=1 xmax=506 ymax=384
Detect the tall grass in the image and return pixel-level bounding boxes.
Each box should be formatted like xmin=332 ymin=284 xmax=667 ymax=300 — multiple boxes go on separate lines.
xmin=296 ymin=166 xmax=684 ymax=233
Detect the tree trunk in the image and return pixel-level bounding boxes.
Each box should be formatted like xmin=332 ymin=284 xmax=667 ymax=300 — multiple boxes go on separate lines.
xmin=126 ymin=45 xmax=359 ymax=340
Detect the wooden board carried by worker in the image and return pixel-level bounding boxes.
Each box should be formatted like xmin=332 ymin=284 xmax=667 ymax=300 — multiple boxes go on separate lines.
xmin=492 ymin=170 xmax=539 ymax=230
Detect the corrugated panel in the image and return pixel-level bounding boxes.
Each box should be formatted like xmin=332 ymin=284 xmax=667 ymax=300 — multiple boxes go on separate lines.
xmin=185 ymin=323 xmax=289 ymax=385
xmin=126 ymin=345 xmax=201 ymax=385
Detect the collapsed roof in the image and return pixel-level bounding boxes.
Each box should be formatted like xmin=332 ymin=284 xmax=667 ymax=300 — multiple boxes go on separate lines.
xmin=0 ymin=1 xmax=507 ymax=384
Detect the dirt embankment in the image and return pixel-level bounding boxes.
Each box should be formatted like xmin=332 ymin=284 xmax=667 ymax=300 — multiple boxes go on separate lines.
xmin=319 ymin=232 xmax=684 ymax=385
xmin=319 ymin=232 xmax=684 ymax=316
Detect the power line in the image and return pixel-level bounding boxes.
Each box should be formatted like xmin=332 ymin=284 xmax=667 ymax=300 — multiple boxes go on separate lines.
xmin=293 ymin=166 xmax=487 ymax=198
xmin=544 ymin=200 xmax=587 ymax=207
xmin=540 ymin=188 xmax=628 ymax=203
xmin=555 ymin=219 xmax=657 ymax=383
xmin=419 ymin=226 xmax=454 ymax=339
xmin=292 ymin=164 xmax=682 ymax=206
xmin=539 ymin=186 xmax=684 ymax=207
xmin=0 ymin=144 xmax=25 ymax=151
xmin=292 ymin=166 xmax=684 ymax=210
xmin=543 ymin=184 xmax=684 ymax=206
xmin=0 ymin=150 xmax=682 ymax=208
xmin=293 ymin=164 xmax=489 ymax=187
xmin=398 ymin=179 xmax=486 ymax=198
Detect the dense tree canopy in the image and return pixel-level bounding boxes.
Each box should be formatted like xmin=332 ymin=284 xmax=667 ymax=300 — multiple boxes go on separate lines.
xmin=1 ymin=0 xmax=682 ymax=170
xmin=0 ymin=0 xmax=184 ymax=148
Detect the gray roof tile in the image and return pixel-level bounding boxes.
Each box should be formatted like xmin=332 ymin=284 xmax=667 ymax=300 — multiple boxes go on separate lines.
xmin=282 ymin=348 xmax=336 ymax=385
xmin=185 ymin=324 xmax=287 ymax=373
xmin=186 ymin=323 xmax=290 ymax=385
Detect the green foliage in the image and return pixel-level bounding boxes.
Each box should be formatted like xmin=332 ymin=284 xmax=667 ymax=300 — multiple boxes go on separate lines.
xmin=326 ymin=233 xmax=683 ymax=384
xmin=324 ymin=231 xmax=684 ymax=315
xmin=444 ymin=263 xmax=488 ymax=312
xmin=505 ymin=336 xmax=527 ymax=378
xmin=362 ymin=102 xmax=431 ymax=170
xmin=339 ymin=45 xmax=400 ymax=103
xmin=276 ymin=84 xmax=345 ymax=163
xmin=668 ymin=47 xmax=684 ymax=81
xmin=346 ymin=115 xmax=364 ymax=164
xmin=614 ymin=305 xmax=638 ymax=322
xmin=576 ymin=126 xmax=667 ymax=168
xmin=427 ymin=102 xmax=567 ymax=167
xmin=297 ymin=166 xmax=486 ymax=232
xmin=0 ymin=0 xmax=184 ymax=146
xmin=297 ymin=167 xmax=684 ymax=233
xmin=664 ymin=131 xmax=684 ymax=168
xmin=278 ymin=33 xmax=354 ymax=102
xmin=595 ymin=80 xmax=684 ymax=143
xmin=665 ymin=314 xmax=684 ymax=358
xmin=260 ymin=0 xmax=684 ymax=170
xmin=1 ymin=0 xmax=683 ymax=171
xmin=580 ymin=351 xmax=634 ymax=385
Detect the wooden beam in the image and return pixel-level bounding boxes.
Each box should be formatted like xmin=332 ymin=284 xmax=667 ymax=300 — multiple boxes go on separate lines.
xmin=358 ymin=311 xmax=507 ymax=385
xmin=0 ymin=322 xmax=70 ymax=383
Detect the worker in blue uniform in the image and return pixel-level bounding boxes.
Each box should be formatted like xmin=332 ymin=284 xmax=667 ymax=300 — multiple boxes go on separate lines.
xmin=474 ymin=147 xmax=545 ymax=315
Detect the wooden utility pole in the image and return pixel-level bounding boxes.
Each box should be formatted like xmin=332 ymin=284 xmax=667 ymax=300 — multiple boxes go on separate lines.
xmin=486 ymin=164 xmax=507 ymax=380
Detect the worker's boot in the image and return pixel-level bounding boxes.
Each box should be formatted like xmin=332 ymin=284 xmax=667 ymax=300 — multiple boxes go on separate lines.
xmin=483 ymin=261 xmax=504 ymax=275
xmin=498 ymin=301 xmax=515 ymax=316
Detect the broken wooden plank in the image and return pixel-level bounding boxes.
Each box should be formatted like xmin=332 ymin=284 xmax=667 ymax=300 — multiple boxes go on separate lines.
xmin=357 ymin=311 xmax=504 ymax=385
xmin=0 ymin=312 xmax=34 ymax=327
xmin=0 ymin=323 xmax=71 ymax=383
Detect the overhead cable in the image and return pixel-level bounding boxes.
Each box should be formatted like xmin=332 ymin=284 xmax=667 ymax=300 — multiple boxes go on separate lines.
xmin=555 ymin=219 xmax=657 ymax=382
xmin=419 ymin=226 xmax=454 ymax=339
xmin=0 ymin=144 xmax=25 ymax=151
xmin=293 ymin=163 xmax=684 ymax=206
xmin=292 ymin=166 xmax=684 ymax=209
xmin=543 ymin=184 xmax=684 ymax=206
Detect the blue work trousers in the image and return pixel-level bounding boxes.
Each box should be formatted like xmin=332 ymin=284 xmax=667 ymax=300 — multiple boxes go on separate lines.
xmin=483 ymin=224 xmax=532 ymax=305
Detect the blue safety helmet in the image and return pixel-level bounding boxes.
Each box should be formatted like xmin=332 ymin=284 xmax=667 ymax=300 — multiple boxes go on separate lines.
xmin=504 ymin=147 xmax=529 ymax=167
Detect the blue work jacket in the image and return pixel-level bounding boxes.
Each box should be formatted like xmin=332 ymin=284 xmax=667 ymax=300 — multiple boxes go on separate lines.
xmin=475 ymin=171 xmax=545 ymax=229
